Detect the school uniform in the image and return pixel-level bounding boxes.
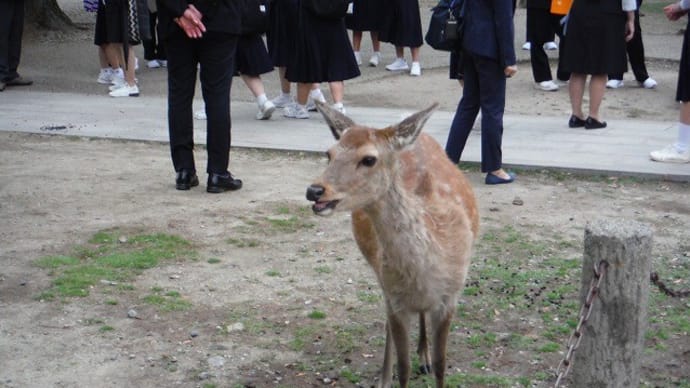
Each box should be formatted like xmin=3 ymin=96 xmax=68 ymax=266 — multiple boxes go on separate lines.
xmin=285 ymin=5 xmax=360 ymax=83
xmin=377 ymin=0 xmax=423 ymax=47
xmin=235 ymin=34 xmax=274 ymax=76
xmin=677 ymin=17 xmax=690 ymax=102
xmin=526 ymin=0 xmax=569 ymax=82
xmin=345 ymin=0 xmax=383 ymax=31
xmin=445 ymin=0 xmax=515 ymax=173
xmin=608 ymin=0 xmax=649 ymax=82
xmin=561 ymin=0 xmax=631 ymax=75
xmin=266 ymin=0 xmax=300 ymax=67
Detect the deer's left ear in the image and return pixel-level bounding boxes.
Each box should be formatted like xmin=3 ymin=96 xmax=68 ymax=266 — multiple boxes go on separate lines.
xmin=390 ymin=102 xmax=438 ymax=149
xmin=315 ymin=100 xmax=356 ymax=140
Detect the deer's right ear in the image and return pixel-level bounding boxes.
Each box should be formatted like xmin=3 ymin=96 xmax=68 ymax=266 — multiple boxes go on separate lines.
xmin=315 ymin=100 xmax=356 ymax=140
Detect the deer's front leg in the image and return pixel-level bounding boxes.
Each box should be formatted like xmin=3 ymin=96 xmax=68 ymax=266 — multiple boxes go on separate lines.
xmin=430 ymin=307 xmax=453 ymax=388
xmin=377 ymin=320 xmax=394 ymax=388
xmin=388 ymin=310 xmax=411 ymax=388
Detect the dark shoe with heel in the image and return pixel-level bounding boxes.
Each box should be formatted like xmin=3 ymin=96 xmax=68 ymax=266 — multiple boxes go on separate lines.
xmin=568 ymin=115 xmax=586 ymax=128
xmin=584 ymin=116 xmax=607 ymax=130
xmin=485 ymin=172 xmax=516 ymax=185
xmin=207 ymin=172 xmax=243 ymax=193
xmin=175 ymin=169 xmax=199 ymax=190
xmin=6 ymin=76 xmax=33 ymax=86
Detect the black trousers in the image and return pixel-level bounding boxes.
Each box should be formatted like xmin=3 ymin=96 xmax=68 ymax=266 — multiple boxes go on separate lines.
xmin=527 ymin=7 xmax=569 ymax=82
xmin=608 ymin=6 xmax=649 ymax=82
xmin=0 ymin=0 xmax=25 ymax=82
xmin=165 ymin=30 xmax=238 ymax=175
xmin=143 ymin=11 xmax=166 ymax=61
xmin=446 ymin=53 xmax=505 ymax=173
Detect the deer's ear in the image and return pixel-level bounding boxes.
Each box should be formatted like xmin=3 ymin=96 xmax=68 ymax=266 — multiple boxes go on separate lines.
xmin=315 ymin=100 xmax=356 ymax=140
xmin=390 ymin=103 xmax=438 ymax=149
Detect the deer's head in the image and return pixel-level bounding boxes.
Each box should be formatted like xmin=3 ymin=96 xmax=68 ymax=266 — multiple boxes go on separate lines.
xmin=306 ymin=101 xmax=438 ymax=216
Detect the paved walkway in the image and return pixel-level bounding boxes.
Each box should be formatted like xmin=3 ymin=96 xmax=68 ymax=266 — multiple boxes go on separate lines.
xmin=0 ymin=90 xmax=687 ymax=181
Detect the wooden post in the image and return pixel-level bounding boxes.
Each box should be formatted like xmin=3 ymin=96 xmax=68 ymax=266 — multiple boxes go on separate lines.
xmin=570 ymin=220 xmax=653 ymax=388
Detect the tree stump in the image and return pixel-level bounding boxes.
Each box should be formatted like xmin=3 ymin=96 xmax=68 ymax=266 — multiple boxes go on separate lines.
xmin=571 ymin=220 xmax=653 ymax=388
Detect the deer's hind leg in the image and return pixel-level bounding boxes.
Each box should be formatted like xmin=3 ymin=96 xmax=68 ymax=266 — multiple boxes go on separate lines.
xmin=416 ymin=313 xmax=432 ymax=375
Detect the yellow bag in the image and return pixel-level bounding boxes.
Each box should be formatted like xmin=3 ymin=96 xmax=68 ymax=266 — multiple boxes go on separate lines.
xmin=550 ymin=0 xmax=572 ymax=15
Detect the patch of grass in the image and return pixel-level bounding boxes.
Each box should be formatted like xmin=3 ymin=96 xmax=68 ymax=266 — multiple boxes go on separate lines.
xmin=308 ymin=310 xmax=327 ymax=319
xmin=314 ymin=265 xmax=332 ymax=274
xmin=538 ymin=342 xmax=560 ymax=353
xmin=207 ymin=258 xmax=221 ymax=264
xmin=266 ymin=269 xmax=282 ymax=277
xmin=356 ymin=290 xmax=381 ymax=304
xmin=226 ymin=237 xmax=261 ymax=248
xmin=99 ymin=325 xmax=115 ymax=332
xmin=34 ymin=229 xmax=195 ymax=300
xmin=143 ymin=286 xmax=192 ymax=312
xmin=340 ymin=367 xmax=361 ymax=384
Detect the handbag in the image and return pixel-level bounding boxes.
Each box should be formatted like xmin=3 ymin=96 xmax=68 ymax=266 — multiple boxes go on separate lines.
xmin=83 ymin=0 xmax=98 ymax=12
xmin=241 ymin=0 xmax=269 ymax=35
xmin=550 ymin=0 xmax=572 ymax=15
xmin=424 ymin=0 xmax=464 ymax=52
xmin=302 ymin=0 xmax=351 ymax=20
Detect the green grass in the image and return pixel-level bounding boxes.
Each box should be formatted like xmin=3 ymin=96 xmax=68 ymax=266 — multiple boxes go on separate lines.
xmin=34 ymin=229 xmax=195 ymax=300
xmin=308 ymin=310 xmax=327 ymax=319
xmin=143 ymin=286 xmax=192 ymax=311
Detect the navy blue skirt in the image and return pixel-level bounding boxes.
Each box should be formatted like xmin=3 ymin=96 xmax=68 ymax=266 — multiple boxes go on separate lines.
xmin=378 ymin=0 xmax=423 ymax=47
xmin=266 ymin=0 xmax=300 ymax=67
xmin=285 ymin=6 xmax=361 ymax=83
xmin=235 ymin=34 xmax=274 ymax=76
xmin=345 ymin=0 xmax=384 ymax=32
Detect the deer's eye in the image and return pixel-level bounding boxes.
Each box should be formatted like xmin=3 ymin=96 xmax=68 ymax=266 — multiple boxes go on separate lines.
xmin=359 ymin=156 xmax=377 ymax=167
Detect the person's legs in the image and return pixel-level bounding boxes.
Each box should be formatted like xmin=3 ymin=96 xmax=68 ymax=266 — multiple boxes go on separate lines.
xmin=199 ymin=32 xmax=237 ymax=175
xmin=627 ymin=10 xmax=650 ymax=83
xmin=0 ymin=0 xmax=15 ymax=83
xmin=6 ymin=0 xmax=24 ymax=81
xmin=588 ymin=74 xmax=607 ymax=121
xmin=475 ymin=56 xmax=507 ymax=175
xmin=166 ymin=32 xmax=199 ymax=173
xmin=445 ymin=54 xmax=480 ymax=164
xmin=568 ymin=73 xmax=587 ymax=120
xmin=650 ymin=101 xmax=690 ymax=162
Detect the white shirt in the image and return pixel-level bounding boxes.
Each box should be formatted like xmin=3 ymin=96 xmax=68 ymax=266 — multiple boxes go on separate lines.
xmin=622 ymin=0 xmax=637 ymax=11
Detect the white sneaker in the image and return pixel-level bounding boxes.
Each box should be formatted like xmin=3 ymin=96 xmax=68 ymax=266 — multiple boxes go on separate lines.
xmin=385 ymin=58 xmax=409 ymax=71
xmin=354 ymin=51 xmax=362 ymax=66
xmin=97 ymin=68 xmax=113 ymax=84
xmin=283 ymin=103 xmax=309 ymax=119
xmin=108 ymin=83 xmax=139 ymax=97
xmin=641 ymin=77 xmax=657 ymax=89
xmin=194 ymin=110 xmax=207 ymax=120
xmin=332 ymin=103 xmax=346 ymax=114
xmin=305 ymin=92 xmax=326 ymax=111
xmin=110 ymin=70 xmax=125 ymax=87
xmin=536 ymin=80 xmax=559 ymax=91
xmin=158 ymin=60 xmax=167 ymax=68
xmin=147 ymin=60 xmax=161 ymax=68
xmin=369 ymin=52 xmax=380 ymax=67
xmin=606 ymin=79 xmax=624 ymax=89
xmin=255 ymin=100 xmax=276 ymax=120
xmin=522 ymin=42 xmax=531 ymax=50
xmin=650 ymin=144 xmax=690 ymax=163
xmin=271 ymin=93 xmax=294 ymax=108
xmin=544 ymin=41 xmax=558 ymax=50
xmin=410 ymin=62 xmax=421 ymax=76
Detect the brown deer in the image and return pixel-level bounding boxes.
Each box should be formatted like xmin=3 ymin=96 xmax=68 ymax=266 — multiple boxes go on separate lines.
xmin=306 ymin=101 xmax=479 ymax=387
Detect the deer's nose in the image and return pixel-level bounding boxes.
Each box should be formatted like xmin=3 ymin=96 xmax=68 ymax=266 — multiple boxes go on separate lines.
xmin=306 ymin=185 xmax=325 ymax=201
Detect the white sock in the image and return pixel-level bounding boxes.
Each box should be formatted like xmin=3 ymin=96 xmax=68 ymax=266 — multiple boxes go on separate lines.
xmin=256 ymin=93 xmax=268 ymax=107
xmin=333 ymin=102 xmax=344 ymax=109
xmin=676 ymin=123 xmax=690 ymax=151
xmin=113 ymin=68 xmax=124 ymax=78
xmin=309 ymin=88 xmax=324 ymax=101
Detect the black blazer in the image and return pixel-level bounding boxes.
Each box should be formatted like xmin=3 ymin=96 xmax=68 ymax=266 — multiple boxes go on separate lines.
xmin=157 ymin=0 xmax=242 ymax=39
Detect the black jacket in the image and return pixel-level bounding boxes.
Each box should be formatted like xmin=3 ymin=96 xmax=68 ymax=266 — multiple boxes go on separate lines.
xmin=157 ymin=0 xmax=242 ymax=38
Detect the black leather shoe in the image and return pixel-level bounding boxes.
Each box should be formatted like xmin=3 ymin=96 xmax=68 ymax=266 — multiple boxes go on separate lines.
xmin=0 ymin=81 xmax=5 ymax=91
xmin=568 ymin=115 xmax=586 ymax=128
xmin=175 ymin=169 xmax=199 ymax=190
xmin=207 ymin=172 xmax=243 ymax=193
xmin=6 ymin=76 xmax=33 ymax=86
xmin=584 ymin=116 xmax=607 ymax=130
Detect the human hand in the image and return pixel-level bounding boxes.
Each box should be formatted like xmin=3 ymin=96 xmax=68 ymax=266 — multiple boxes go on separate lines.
xmin=624 ymin=17 xmax=635 ymax=42
xmin=504 ymin=65 xmax=517 ymax=78
xmin=664 ymin=2 xmax=688 ymax=21
xmin=175 ymin=4 xmax=206 ymax=38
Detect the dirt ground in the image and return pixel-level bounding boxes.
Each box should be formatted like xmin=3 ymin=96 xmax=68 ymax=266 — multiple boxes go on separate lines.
xmin=1 ymin=1 xmax=689 ymax=388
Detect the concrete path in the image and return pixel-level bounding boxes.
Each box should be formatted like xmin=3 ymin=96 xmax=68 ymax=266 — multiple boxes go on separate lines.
xmin=1 ymin=90 xmax=687 ymax=181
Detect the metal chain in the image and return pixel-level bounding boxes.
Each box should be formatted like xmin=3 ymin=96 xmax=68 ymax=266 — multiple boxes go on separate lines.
xmin=650 ymin=272 xmax=690 ymax=298
xmin=553 ymin=260 xmax=609 ymax=388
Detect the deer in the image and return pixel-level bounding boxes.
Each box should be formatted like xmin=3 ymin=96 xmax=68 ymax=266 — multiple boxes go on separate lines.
xmin=305 ymin=101 xmax=479 ymax=388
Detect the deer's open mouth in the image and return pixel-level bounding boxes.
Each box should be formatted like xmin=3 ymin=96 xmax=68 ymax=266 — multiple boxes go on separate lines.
xmin=312 ymin=200 xmax=339 ymax=214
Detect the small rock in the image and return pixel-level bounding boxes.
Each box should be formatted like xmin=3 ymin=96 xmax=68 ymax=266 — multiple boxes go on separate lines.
xmin=346 ymin=278 xmax=353 ymax=284
xmin=512 ymin=197 xmax=524 ymax=206
xmin=227 ymin=322 xmax=244 ymax=332
xmin=118 ymin=236 xmax=128 ymax=243
xmin=207 ymin=355 xmax=225 ymax=368
xmin=323 ymin=377 xmax=332 ymax=384
xmin=197 ymin=371 xmax=210 ymax=380
xmin=127 ymin=309 xmax=138 ymax=319
xmin=169 ymin=274 xmax=180 ymax=280
xmin=190 ymin=330 xmax=199 ymax=338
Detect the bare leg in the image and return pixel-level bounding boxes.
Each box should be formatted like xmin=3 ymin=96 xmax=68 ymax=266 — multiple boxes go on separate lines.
xmin=588 ymin=74 xmax=607 ymax=121
xmin=371 ymin=31 xmax=380 ymax=52
xmin=352 ymin=30 xmax=363 ymax=52
xmin=124 ymin=47 xmax=136 ymax=86
xmin=568 ymin=72 xmax=587 ymax=120
xmin=681 ymin=101 xmax=690 ymax=125
xmin=297 ymin=82 xmax=311 ymax=105
xmin=278 ymin=67 xmax=290 ymax=94
xmin=328 ymin=81 xmax=344 ymax=104
xmin=98 ymin=45 xmax=109 ymax=68
xmin=411 ymin=46 xmax=420 ymax=63
xmin=241 ymin=74 xmax=265 ymax=98
xmin=395 ymin=46 xmax=404 ymax=60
